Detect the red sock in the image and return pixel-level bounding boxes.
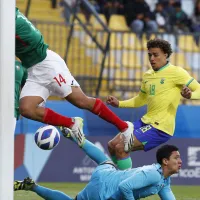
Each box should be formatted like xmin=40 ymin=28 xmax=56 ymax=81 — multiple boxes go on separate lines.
xmin=92 ymin=99 xmax=128 ymax=132
xmin=43 ymin=108 xmax=74 ymax=128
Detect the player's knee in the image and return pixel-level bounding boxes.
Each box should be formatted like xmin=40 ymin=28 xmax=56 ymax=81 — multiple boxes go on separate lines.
xmin=19 ymin=104 xmax=34 ymax=118
xmin=108 ymin=140 xmax=115 ymax=153
xmin=108 ymin=134 xmax=121 ymax=149
xmin=108 ymin=139 xmax=118 ymax=150
xmin=115 ymin=144 xmax=125 ymax=154
xmin=115 ymin=144 xmax=129 ymax=159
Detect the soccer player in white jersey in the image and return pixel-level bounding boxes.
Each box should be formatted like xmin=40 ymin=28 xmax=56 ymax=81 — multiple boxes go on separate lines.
xmin=15 ymin=7 xmax=133 ymax=169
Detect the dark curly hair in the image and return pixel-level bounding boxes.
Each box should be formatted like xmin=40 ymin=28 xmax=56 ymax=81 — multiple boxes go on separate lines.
xmin=147 ymin=38 xmax=173 ymax=58
xmin=156 ymin=145 xmax=179 ymax=165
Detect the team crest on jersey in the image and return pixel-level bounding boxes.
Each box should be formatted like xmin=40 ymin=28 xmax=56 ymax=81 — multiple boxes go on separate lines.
xmin=160 ymin=78 xmax=165 ymax=84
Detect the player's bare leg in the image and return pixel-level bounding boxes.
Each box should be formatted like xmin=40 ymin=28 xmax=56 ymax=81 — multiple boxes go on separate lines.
xmin=20 ymin=96 xmax=47 ymax=121
xmin=19 ymin=96 xmax=81 ymax=134
xmin=19 ymin=86 xmax=134 ymax=141
xmin=108 ymin=133 xmax=132 ymax=169
xmin=65 ymin=86 xmax=134 ymax=135
xmin=108 ymin=133 xmax=144 ymax=155
xmin=65 ymin=86 xmax=95 ymax=110
xmin=108 ymin=133 xmax=144 ymax=169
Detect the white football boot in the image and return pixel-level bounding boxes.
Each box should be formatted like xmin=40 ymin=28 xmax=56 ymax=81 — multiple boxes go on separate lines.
xmin=121 ymin=121 xmax=134 ymax=152
xmin=60 ymin=117 xmax=85 ymax=147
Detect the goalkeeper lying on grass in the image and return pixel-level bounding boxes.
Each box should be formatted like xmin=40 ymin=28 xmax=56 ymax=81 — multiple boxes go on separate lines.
xmin=14 ymin=129 xmax=181 ymax=200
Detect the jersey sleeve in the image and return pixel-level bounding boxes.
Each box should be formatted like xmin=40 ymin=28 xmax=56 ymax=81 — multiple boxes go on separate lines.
xmin=118 ymin=169 xmax=161 ymax=200
xmin=119 ymin=76 xmax=147 ymax=108
xmin=119 ymin=92 xmax=147 ymax=108
xmin=140 ymin=77 xmax=146 ymax=94
xmin=174 ymin=67 xmax=200 ymax=99
xmin=174 ymin=67 xmax=194 ymax=86
xmin=184 ymin=79 xmax=200 ymax=99
xmin=158 ymin=184 xmax=175 ymax=200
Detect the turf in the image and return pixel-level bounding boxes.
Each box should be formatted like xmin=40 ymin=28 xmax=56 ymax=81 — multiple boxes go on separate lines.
xmin=14 ymin=183 xmax=200 ymax=200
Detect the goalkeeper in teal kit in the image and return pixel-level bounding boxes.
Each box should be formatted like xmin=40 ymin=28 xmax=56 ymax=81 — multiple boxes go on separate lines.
xmin=14 ymin=131 xmax=181 ymax=199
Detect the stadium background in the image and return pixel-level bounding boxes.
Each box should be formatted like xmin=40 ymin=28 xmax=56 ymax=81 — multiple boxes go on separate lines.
xmin=15 ymin=0 xmax=200 ymax=199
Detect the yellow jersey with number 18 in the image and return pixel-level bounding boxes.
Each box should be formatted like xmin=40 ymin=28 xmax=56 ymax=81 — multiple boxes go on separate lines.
xmin=140 ymin=62 xmax=194 ymax=136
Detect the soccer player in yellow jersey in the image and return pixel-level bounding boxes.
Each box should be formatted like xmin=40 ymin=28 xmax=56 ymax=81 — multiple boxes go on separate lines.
xmin=106 ymin=38 xmax=200 ymax=167
xmin=181 ymin=85 xmax=200 ymax=99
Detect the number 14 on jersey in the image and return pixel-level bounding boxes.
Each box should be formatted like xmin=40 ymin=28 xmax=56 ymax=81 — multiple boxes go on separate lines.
xmin=54 ymin=74 xmax=66 ymax=87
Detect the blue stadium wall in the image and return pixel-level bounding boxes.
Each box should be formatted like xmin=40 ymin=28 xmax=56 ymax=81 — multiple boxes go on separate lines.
xmin=14 ymin=101 xmax=200 ymax=185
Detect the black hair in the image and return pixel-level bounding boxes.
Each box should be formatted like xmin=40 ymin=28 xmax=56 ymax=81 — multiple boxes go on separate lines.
xmin=156 ymin=3 xmax=163 ymax=7
xmin=147 ymin=38 xmax=173 ymax=58
xmin=195 ymin=0 xmax=200 ymax=16
xmin=156 ymin=145 xmax=179 ymax=165
xmin=174 ymin=2 xmax=182 ymax=8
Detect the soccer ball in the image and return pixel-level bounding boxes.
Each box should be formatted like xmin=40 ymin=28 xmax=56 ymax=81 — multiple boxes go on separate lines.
xmin=34 ymin=125 xmax=60 ymax=150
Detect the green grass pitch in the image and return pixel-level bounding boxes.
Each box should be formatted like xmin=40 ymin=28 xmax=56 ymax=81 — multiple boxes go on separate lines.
xmin=14 ymin=183 xmax=200 ymax=200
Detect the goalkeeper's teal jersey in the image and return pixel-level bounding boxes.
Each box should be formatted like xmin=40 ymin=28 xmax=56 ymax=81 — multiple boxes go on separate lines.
xmin=15 ymin=60 xmax=27 ymax=119
xmin=78 ymin=163 xmax=175 ymax=200
xmin=15 ymin=8 xmax=49 ymax=68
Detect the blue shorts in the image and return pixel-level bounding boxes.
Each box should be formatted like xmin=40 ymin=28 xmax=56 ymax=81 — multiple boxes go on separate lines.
xmin=134 ymin=119 xmax=172 ymax=152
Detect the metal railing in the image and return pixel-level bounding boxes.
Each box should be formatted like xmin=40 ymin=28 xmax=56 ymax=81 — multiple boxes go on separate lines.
xmin=25 ymin=0 xmax=31 ymax=17
xmin=32 ymin=22 xmax=200 ymax=99
xmin=25 ymin=0 xmax=200 ymax=101
xmin=64 ymin=0 xmax=111 ymax=97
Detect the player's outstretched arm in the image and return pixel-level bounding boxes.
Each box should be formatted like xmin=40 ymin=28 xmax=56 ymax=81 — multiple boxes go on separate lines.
xmin=118 ymin=92 xmax=147 ymax=108
xmin=181 ymin=80 xmax=200 ymax=99
xmin=107 ymin=92 xmax=147 ymax=108
xmin=118 ymin=170 xmax=160 ymax=200
xmin=106 ymin=95 xmax=119 ymax=107
xmin=158 ymin=184 xmax=176 ymax=200
xmin=176 ymin=67 xmax=200 ymax=100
